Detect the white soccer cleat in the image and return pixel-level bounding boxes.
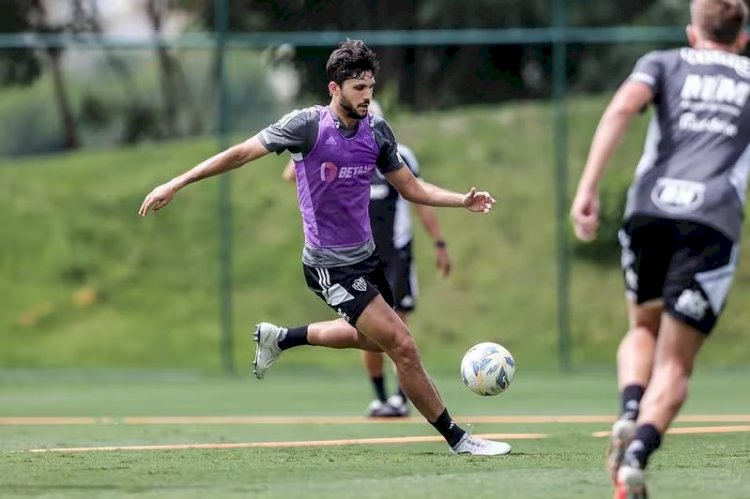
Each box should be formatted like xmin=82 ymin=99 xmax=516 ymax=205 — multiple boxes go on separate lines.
xmin=366 ymin=399 xmax=385 ymax=416
xmin=366 ymin=399 xmax=400 ymax=417
xmin=616 ymin=464 xmax=647 ymax=499
xmin=386 ymin=395 xmax=410 ymax=417
xmin=450 ymin=433 xmax=512 ymax=456
xmin=365 ymin=396 xmax=410 ymax=417
xmin=252 ymin=322 xmax=285 ymax=380
xmin=607 ymin=419 xmax=637 ymax=482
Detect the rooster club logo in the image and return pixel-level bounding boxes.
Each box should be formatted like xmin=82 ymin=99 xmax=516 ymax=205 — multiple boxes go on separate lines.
xmin=320 ymin=162 xmax=338 ymax=182
xmin=352 ymin=277 xmax=368 ymax=292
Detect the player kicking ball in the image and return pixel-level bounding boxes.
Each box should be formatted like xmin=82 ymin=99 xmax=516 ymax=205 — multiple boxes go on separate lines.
xmin=140 ymin=40 xmax=508 ymax=456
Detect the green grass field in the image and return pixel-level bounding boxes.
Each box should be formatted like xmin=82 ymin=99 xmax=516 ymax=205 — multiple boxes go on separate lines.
xmin=3 ymin=97 xmax=750 ymax=496
xmin=2 ymin=369 xmax=749 ymax=498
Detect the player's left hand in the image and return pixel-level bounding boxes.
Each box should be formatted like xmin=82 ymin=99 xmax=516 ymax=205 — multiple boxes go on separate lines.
xmin=463 ymin=187 xmax=496 ymax=214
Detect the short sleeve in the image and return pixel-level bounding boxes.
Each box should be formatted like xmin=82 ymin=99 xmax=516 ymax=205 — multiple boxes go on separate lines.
xmin=397 ymin=144 xmax=420 ymax=177
xmin=372 ymin=117 xmax=404 ymax=174
xmin=258 ymin=107 xmax=319 ymax=156
xmin=628 ymin=51 xmax=663 ymax=94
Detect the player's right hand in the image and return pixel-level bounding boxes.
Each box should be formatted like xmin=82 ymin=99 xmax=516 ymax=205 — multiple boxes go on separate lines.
xmin=139 ymin=182 xmax=179 ymax=216
xmin=570 ymin=189 xmax=600 ymax=241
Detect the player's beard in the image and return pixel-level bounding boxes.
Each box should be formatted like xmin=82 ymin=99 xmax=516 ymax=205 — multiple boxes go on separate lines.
xmin=339 ymin=95 xmax=368 ymax=120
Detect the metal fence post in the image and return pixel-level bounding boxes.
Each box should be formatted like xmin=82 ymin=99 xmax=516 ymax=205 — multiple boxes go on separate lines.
xmin=553 ymin=0 xmax=572 ymax=371
xmin=215 ymin=0 xmax=234 ymax=374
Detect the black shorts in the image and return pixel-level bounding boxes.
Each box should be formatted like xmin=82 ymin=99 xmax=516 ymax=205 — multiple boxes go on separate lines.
xmin=382 ymin=241 xmax=418 ymax=312
xmin=303 ymin=253 xmax=394 ymax=325
xmin=619 ymin=215 xmax=738 ymax=334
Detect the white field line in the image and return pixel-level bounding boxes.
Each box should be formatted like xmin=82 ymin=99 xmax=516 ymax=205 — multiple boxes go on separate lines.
xmin=27 ymin=424 xmax=750 ymax=453
xmin=4 ymin=414 xmax=750 ymax=426
xmin=26 ymin=432 xmax=547 ymax=453
xmin=591 ymin=424 xmax=750 ymax=438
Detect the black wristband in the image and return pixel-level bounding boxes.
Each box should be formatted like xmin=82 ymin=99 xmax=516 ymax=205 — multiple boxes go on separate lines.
xmin=435 ymin=240 xmax=447 ymax=249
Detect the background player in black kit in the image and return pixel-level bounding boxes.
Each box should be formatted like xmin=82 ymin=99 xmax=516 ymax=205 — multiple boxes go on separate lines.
xmin=283 ymin=100 xmax=452 ymax=418
xmin=570 ymin=1 xmax=750 ymax=497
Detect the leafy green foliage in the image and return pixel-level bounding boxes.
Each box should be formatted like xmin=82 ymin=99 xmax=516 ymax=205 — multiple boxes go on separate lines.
xmin=0 ymin=0 xmax=43 ymax=86
xmin=0 ymin=50 xmax=282 ymax=156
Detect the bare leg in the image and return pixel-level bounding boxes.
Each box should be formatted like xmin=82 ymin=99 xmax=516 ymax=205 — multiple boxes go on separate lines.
xmin=618 ymin=300 xmax=661 ymax=391
xmin=392 ymin=310 xmax=409 ymax=377
xmin=307 ymin=319 xmax=382 ymax=351
xmin=393 ymin=310 xmax=435 ymax=404
xmin=638 ymin=313 xmax=705 ymax=432
xmin=361 ymin=310 xmax=409 ymax=381
xmin=356 ymin=296 xmax=444 ymax=421
xmin=295 ymin=314 xmax=439 ymax=416
xmin=607 ymin=300 xmax=662 ymax=481
xmin=616 ymin=312 xmax=706 ymax=491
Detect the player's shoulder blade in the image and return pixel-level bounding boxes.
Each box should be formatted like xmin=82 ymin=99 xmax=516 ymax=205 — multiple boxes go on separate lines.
xmin=641 ymin=48 xmax=682 ymax=69
xmin=679 ymin=47 xmax=750 ymax=79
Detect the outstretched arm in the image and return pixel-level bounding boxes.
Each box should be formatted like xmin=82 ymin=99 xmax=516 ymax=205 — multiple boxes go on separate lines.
xmin=385 ymin=166 xmax=495 ymax=213
xmin=413 ymin=202 xmax=452 ymax=276
xmin=139 ymin=135 xmax=270 ymax=216
xmin=570 ymin=81 xmax=653 ymax=241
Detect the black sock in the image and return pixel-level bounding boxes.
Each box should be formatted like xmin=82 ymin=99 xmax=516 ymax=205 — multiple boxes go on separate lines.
xmin=278 ymin=326 xmax=309 ymax=351
xmin=371 ymin=376 xmax=387 ymax=403
xmin=624 ymin=423 xmax=662 ymax=469
xmin=430 ymin=408 xmax=466 ymax=447
xmin=397 ymin=387 xmax=408 ymax=403
xmin=620 ymin=384 xmax=645 ymax=421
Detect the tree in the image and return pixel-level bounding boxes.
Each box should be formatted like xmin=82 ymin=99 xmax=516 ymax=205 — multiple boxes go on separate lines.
xmin=31 ymin=1 xmax=81 ymax=149
xmin=198 ymin=0 xmax=716 ymax=109
xmin=144 ymin=0 xmax=203 ymax=137
xmin=0 ymin=1 xmax=43 ymax=87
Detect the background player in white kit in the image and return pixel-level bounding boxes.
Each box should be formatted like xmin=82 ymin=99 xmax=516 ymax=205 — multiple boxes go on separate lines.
xmin=570 ymin=1 xmax=750 ymax=497
xmin=283 ymin=100 xmax=452 ymax=418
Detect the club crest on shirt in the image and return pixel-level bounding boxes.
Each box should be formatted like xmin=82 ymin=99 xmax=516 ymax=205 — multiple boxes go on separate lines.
xmin=651 ymin=178 xmax=705 ymax=214
xmin=352 ymin=277 xmax=367 ymax=292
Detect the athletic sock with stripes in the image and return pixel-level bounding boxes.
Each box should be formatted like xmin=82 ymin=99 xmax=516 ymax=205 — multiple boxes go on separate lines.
xmin=430 ymin=408 xmax=466 ymax=447
xmin=620 ymin=384 xmax=645 ymax=421
xmin=624 ymin=423 xmax=662 ymax=469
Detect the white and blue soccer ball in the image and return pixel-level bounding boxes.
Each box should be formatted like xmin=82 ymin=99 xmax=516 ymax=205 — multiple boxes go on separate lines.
xmin=460 ymin=342 xmax=516 ymax=396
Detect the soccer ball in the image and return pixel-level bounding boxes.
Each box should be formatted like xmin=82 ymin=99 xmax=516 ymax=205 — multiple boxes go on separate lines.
xmin=460 ymin=342 xmax=516 ymax=396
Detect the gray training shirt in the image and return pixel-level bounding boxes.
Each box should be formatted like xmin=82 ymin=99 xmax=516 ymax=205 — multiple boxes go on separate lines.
xmin=625 ymin=48 xmax=750 ymax=241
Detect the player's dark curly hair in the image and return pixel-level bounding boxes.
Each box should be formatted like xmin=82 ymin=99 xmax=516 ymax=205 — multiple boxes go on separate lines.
xmin=325 ymin=40 xmax=380 ymax=85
